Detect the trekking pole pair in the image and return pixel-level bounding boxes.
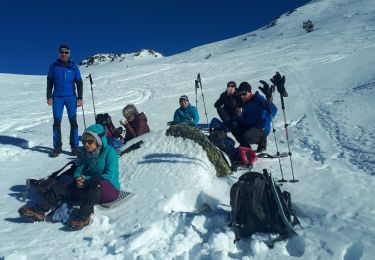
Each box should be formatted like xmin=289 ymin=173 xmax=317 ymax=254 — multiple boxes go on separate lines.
xmin=195 ymin=73 xmax=209 ymax=125
xmin=270 ymin=72 xmax=298 ymax=183
xmin=260 ymin=72 xmax=298 ymax=183
xmin=259 ymin=81 xmax=287 ymax=183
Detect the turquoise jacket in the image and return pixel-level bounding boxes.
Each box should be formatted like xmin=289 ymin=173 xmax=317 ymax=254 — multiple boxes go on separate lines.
xmin=173 ymin=104 xmax=200 ymax=127
xmin=74 ymin=124 xmax=121 ymax=190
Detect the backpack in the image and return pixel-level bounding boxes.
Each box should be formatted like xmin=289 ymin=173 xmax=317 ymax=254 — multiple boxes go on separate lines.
xmin=208 ymin=118 xmax=237 ymax=161
xmin=95 ymin=113 xmax=125 ymax=149
xmin=23 ymin=162 xmax=78 ymax=202
xmin=238 ymin=146 xmax=257 ymax=167
xmin=229 ymin=169 xmax=301 ymax=246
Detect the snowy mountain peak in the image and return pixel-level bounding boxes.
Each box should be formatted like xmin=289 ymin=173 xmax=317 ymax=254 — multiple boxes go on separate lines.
xmin=79 ymin=49 xmax=163 ymax=67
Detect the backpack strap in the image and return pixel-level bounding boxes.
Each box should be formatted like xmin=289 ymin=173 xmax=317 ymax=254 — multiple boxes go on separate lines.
xmin=50 ymin=162 xmax=76 ymax=178
xmin=231 ymin=182 xmax=242 ymax=243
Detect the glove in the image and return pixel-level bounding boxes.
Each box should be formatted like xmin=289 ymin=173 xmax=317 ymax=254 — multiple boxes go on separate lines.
xmin=258 ymin=80 xmax=273 ymax=100
xmin=270 ymin=72 xmax=288 ymax=97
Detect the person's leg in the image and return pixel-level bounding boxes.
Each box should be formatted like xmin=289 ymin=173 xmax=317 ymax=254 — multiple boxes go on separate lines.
xmin=37 ymin=181 xmax=72 ymax=212
xmin=227 ymin=120 xmax=241 ymax=139
xmin=52 ymin=97 xmax=64 ymax=150
xmin=65 ymin=96 xmax=79 ymax=149
xmin=216 ymin=108 xmax=231 ymax=124
xmin=99 ymin=179 xmax=120 ymax=203
xmin=240 ymin=127 xmax=265 ymax=148
xmin=19 ymin=181 xmax=72 ymax=221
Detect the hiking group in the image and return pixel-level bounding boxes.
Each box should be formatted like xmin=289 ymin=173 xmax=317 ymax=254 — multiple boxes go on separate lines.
xmin=19 ymin=43 xmax=299 ymax=242
xmin=19 ymin=44 xmax=151 ymax=229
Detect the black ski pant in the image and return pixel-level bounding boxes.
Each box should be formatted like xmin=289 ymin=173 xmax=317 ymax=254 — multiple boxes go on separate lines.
xmin=37 ymin=176 xmax=101 ymax=218
xmin=238 ymin=127 xmax=267 ymax=149
xmin=217 ymin=108 xmax=242 ymax=139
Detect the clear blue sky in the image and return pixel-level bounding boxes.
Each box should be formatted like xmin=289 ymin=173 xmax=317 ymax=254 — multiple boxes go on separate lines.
xmin=0 ymin=0 xmax=310 ymax=75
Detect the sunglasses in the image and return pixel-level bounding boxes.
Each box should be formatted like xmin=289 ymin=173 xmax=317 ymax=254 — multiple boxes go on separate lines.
xmin=82 ymin=139 xmax=95 ymax=145
xmin=236 ymin=91 xmax=248 ymax=97
xmin=59 ymin=51 xmax=70 ymax=55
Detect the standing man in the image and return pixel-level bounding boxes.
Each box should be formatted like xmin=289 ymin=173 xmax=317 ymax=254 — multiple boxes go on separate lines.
xmin=47 ymin=44 xmax=83 ymax=157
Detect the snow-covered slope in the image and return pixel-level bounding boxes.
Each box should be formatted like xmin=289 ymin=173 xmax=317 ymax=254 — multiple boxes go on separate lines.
xmin=1 ymin=0 xmax=375 ymax=259
xmin=79 ymin=49 xmax=163 ymax=67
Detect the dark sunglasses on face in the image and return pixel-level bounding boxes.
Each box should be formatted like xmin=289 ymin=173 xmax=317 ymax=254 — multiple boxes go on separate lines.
xmin=82 ymin=139 xmax=95 ymax=145
xmin=236 ymin=91 xmax=248 ymax=97
xmin=59 ymin=51 xmax=70 ymax=55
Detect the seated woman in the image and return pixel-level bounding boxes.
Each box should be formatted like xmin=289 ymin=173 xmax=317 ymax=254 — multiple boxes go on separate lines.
xmin=18 ymin=124 xmax=121 ymax=229
xmin=173 ymin=95 xmax=200 ymax=127
xmin=120 ymin=104 xmax=150 ymax=143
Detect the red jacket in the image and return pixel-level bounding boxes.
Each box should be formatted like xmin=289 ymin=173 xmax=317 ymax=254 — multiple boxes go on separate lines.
xmin=124 ymin=112 xmax=150 ymax=142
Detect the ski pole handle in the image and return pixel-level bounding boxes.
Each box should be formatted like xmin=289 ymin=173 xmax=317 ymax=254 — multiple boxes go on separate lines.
xmin=87 ymin=74 xmax=93 ymax=85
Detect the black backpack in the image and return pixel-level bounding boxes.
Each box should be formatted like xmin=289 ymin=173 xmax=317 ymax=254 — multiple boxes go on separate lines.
xmin=95 ymin=113 xmax=124 ymax=139
xmin=23 ymin=162 xmax=78 ymax=202
xmin=229 ymin=169 xmax=301 ymax=246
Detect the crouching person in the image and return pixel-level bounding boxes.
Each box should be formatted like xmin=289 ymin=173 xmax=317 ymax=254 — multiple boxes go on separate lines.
xmin=236 ymin=81 xmax=277 ymax=152
xmin=18 ymin=124 xmax=121 ymax=229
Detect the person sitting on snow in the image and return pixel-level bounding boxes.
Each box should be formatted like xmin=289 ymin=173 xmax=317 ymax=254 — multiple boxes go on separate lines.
xmin=235 ymin=81 xmax=277 ymax=152
xmin=173 ymin=95 xmax=200 ymax=127
xmin=214 ymin=80 xmax=242 ymax=137
xmin=120 ymin=104 xmax=150 ymax=143
xmin=18 ymin=124 xmax=121 ymax=229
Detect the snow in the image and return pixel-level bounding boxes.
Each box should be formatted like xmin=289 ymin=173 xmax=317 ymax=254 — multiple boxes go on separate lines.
xmin=1 ymin=0 xmax=375 ymax=259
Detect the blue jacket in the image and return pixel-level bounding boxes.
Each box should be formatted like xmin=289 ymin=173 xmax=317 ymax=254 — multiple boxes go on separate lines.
xmin=239 ymin=92 xmax=277 ymax=136
xmin=173 ymin=104 xmax=200 ymax=127
xmin=47 ymin=59 xmax=83 ymax=100
xmin=74 ymin=124 xmax=121 ymax=190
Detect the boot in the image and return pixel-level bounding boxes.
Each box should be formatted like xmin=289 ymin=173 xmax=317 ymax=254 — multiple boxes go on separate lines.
xmin=18 ymin=206 xmax=46 ymax=222
xmin=256 ymin=139 xmax=267 ymax=153
xmin=66 ymin=216 xmax=91 ymax=229
xmin=70 ymin=147 xmax=81 ymax=157
xmin=50 ymin=147 xmax=62 ymax=158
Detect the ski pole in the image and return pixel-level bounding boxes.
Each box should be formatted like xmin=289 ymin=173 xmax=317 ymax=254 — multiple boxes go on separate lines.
xmin=279 ymin=94 xmax=298 ymax=183
xmin=268 ymin=87 xmax=287 ymax=183
xmin=197 ymin=73 xmax=209 ymax=125
xmin=81 ymin=103 xmax=87 ymax=130
xmin=195 ymin=79 xmax=199 ymax=109
xmin=86 ymin=74 xmax=96 ymax=118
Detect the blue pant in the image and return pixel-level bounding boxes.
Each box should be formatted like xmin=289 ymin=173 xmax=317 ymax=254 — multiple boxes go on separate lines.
xmin=52 ymin=96 xmax=79 ymax=149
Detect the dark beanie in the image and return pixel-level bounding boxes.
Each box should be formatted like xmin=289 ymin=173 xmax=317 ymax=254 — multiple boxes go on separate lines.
xmin=179 ymin=95 xmax=189 ymax=102
xmin=238 ymin=82 xmax=252 ymax=92
xmin=227 ymin=81 xmax=237 ymax=88
xmin=58 ymin=44 xmax=70 ymax=51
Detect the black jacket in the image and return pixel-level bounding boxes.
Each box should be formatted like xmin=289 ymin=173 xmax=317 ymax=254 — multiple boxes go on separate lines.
xmin=214 ymin=92 xmax=239 ymax=116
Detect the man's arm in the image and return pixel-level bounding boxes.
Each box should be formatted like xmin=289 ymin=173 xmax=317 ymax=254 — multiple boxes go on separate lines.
xmin=214 ymin=93 xmax=225 ymax=109
xmin=74 ymin=65 xmax=83 ymax=100
xmin=46 ymin=64 xmax=55 ymax=100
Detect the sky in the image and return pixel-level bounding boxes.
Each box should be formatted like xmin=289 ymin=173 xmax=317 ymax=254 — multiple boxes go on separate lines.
xmin=0 ymin=0 xmax=311 ymax=75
